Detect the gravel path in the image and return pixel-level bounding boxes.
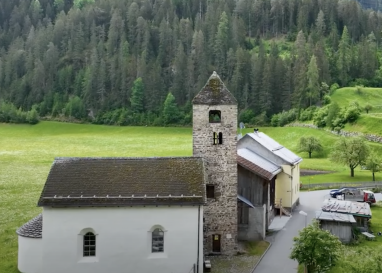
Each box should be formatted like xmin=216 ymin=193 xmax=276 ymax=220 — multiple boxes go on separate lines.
xmin=209 ymin=255 xmax=260 ymax=273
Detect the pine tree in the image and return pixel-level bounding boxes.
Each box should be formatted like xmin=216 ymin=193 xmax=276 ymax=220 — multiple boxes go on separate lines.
xmin=162 ymin=92 xmax=179 ymax=125
xmin=306 ymin=55 xmax=320 ymax=107
xmin=337 ymin=26 xmax=351 ymax=86
xmin=130 ymin=77 xmax=144 ymax=114
xmin=214 ymin=11 xmax=229 ymax=78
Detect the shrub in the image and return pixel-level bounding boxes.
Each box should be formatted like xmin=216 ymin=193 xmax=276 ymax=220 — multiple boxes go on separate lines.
xmin=330 ymin=83 xmax=340 ymax=94
xmin=323 ymin=95 xmax=331 ymax=105
xmin=313 ymin=106 xmax=328 ymax=128
xmin=299 ymin=106 xmax=317 ymax=121
xmin=239 ymin=109 xmax=255 ymax=124
xmin=270 ymin=114 xmax=280 ymax=127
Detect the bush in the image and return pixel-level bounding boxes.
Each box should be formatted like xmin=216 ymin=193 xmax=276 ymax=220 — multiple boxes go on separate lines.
xmin=239 ymin=109 xmax=255 ymax=124
xmin=270 ymin=114 xmax=280 ymax=127
xmin=250 ymin=111 xmax=269 ymax=126
xmin=343 ymin=104 xmax=361 ymax=123
xmin=299 ymin=106 xmax=317 ymax=121
xmin=0 ymin=101 xmax=39 ymax=125
xmin=313 ymin=106 xmax=329 ymax=128
xmin=323 ymin=95 xmax=331 ymax=105
xmin=330 ymin=83 xmax=340 ymax=94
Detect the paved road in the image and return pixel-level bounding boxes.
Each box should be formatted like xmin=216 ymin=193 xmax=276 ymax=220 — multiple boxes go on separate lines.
xmin=253 ymin=190 xmax=331 ymax=273
xmin=254 ymin=190 xmax=382 ymax=273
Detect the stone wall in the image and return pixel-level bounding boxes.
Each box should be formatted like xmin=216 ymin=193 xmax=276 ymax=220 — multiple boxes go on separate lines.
xmin=287 ymin=122 xmax=382 ymax=144
xmin=193 ymin=104 xmax=238 ymax=255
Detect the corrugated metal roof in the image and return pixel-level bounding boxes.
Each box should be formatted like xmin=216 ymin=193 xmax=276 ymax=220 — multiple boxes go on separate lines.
xmin=237 ymin=148 xmax=282 ymax=180
xmin=316 ymin=211 xmax=356 ymax=223
xmin=237 ymin=195 xmax=255 ymax=208
xmin=247 ymin=132 xmax=302 ymax=165
xmin=322 ymin=199 xmax=371 ymax=218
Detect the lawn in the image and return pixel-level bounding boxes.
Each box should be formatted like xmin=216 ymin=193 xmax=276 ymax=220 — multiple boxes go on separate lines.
xmin=1 ymin=121 xmax=381 ymax=272
xmin=0 ymin=121 xmax=192 ymax=273
xmin=327 ymin=205 xmax=382 ymax=273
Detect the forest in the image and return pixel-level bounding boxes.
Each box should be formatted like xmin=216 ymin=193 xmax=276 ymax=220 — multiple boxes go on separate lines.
xmin=1 ymin=0 xmax=382 ymax=126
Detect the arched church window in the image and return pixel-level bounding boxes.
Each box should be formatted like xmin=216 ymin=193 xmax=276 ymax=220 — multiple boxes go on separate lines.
xmin=152 ymin=228 xmax=164 ymax=252
xmin=83 ymin=232 xmax=96 ymax=256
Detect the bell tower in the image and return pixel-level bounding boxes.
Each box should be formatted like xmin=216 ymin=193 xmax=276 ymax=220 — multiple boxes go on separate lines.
xmin=192 ymin=71 xmax=238 ymax=254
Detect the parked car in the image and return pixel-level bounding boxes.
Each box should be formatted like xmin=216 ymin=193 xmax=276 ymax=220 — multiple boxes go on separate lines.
xmin=331 ymin=188 xmax=376 ymax=204
xmin=330 ymin=187 xmax=357 ymax=198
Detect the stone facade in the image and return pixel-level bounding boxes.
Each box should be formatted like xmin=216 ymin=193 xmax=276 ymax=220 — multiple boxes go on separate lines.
xmin=192 ymin=72 xmax=238 ymax=255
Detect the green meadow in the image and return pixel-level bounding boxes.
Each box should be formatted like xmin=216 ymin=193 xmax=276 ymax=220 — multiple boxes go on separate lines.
xmin=331 ymin=87 xmax=382 ymax=136
xmin=1 ymin=121 xmax=382 ymax=272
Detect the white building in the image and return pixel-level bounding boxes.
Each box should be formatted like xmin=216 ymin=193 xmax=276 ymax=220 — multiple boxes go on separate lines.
xmin=17 ymin=157 xmax=206 ymax=273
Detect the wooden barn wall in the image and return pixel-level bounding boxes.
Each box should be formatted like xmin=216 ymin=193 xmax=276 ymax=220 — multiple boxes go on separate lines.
xmin=238 ymin=165 xmax=267 ymax=206
xmin=320 ymin=221 xmax=353 ymax=243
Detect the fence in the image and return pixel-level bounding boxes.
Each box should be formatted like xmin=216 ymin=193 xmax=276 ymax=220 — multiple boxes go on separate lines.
xmin=301 ymin=181 xmax=382 ymax=190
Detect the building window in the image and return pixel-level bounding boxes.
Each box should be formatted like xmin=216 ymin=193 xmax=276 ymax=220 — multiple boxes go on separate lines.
xmin=83 ymin=232 xmax=96 ymax=257
xmin=213 ymin=132 xmax=218 ymax=145
xmin=209 ymin=110 xmax=221 ymax=123
xmin=206 ymin=184 xmax=215 ymax=198
xmin=152 ymin=228 xmax=164 ymax=252
xmin=213 ymin=132 xmax=223 ymax=145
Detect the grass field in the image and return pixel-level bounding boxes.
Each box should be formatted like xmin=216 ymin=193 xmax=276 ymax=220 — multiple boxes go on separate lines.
xmin=0 ymin=121 xmax=192 ymax=273
xmin=1 ymin=121 xmax=382 ymax=272
xmin=330 ymin=87 xmax=382 ymax=136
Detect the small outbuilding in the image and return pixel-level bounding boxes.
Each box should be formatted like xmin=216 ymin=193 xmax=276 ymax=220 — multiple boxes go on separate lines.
xmin=322 ymin=199 xmax=371 ymax=230
xmin=315 ymin=211 xmax=356 ymax=243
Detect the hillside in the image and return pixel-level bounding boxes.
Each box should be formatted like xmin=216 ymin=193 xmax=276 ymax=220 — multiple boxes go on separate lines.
xmin=330 ymin=87 xmax=382 ymax=136
xmin=1 ymin=0 xmax=382 ymax=128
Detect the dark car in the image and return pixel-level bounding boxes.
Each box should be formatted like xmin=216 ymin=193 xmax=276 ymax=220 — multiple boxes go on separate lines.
xmin=330 ymin=187 xmax=357 ymax=198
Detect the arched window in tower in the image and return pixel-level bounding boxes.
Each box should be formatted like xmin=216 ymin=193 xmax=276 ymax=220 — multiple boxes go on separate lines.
xmin=209 ymin=110 xmax=221 ymax=123
xmin=213 ymin=132 xmax=218 ymax=145
xmin=218 ymin=132 xmax=223 ymax=144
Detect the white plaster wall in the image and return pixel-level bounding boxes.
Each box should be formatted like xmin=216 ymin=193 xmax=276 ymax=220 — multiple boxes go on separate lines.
xmin=18 ymin=236 xmax=42 ymax=273
xmin=42 ymin=206 xmax=203 ymax=273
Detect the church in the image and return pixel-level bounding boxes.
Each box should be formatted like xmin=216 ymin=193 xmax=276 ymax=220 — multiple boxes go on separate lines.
xmin=17 ymin=72 xmax=301 ymax=273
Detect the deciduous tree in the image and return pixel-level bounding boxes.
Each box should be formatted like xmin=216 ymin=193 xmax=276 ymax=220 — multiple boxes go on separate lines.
xmin=298 ymin=136 xmax=323 ymax=158
xmin=290 ymin=220 xmax=342 ymax=273
xmin=330 ymin=137 xmax=370 ymax=177
xmin=364 ymin=152 xmax=381 ymax=181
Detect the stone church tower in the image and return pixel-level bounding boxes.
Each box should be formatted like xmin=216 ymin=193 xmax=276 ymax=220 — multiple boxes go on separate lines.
xmin=192 ymin=72 xmax=238 ymax=255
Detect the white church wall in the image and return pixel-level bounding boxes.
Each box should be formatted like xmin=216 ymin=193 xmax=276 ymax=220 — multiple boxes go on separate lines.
xmin=18 ymin=236 xmax=42 ymax=273
xmin=42 ymin=206 xmax=203 ymax=273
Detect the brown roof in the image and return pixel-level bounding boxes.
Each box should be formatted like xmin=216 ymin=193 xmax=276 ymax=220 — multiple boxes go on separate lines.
xmin=192 ymin=71 xmax=237 ymax=105
xmin=16 ymin=214 xmax=42 ymax=238
xmin=237 ymin=155 xmax=277 ymax=180
xmin=38 ymin=157 xmax=207 ymax=207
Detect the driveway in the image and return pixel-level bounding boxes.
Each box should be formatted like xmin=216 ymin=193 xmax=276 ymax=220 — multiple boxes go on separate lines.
xmin=253 ymin=190 xmax=331 ymax=273
xmin=254 ymin=190 xmax=382 ymax=273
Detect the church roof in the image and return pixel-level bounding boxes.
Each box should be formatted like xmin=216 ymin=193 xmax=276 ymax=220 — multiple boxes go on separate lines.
xmin=38 ymin=157 xmax=207 ymax=207
xmin=16 ymin=214 xmax=42 ymax=238
xmin=237 ymin=148 xmax=282 ymax=180
xmin=192 ymin=71 xmax=237 ymax=105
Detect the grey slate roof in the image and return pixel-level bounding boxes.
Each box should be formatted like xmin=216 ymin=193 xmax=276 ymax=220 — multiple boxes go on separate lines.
xmin=246 ymin=132 xmax=302 ymax=165
xmin=16 ymin=214 xmax=42 ymax=238
xmin=316 ymin=211 xmax=356 ymax=223
xmin=192 ymin=71 xmax=237 ymax=105
xmin=38 ymin=157 xmax=207 ymax=207
xmin=237 ymin=148 xmax=282 ymax=180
